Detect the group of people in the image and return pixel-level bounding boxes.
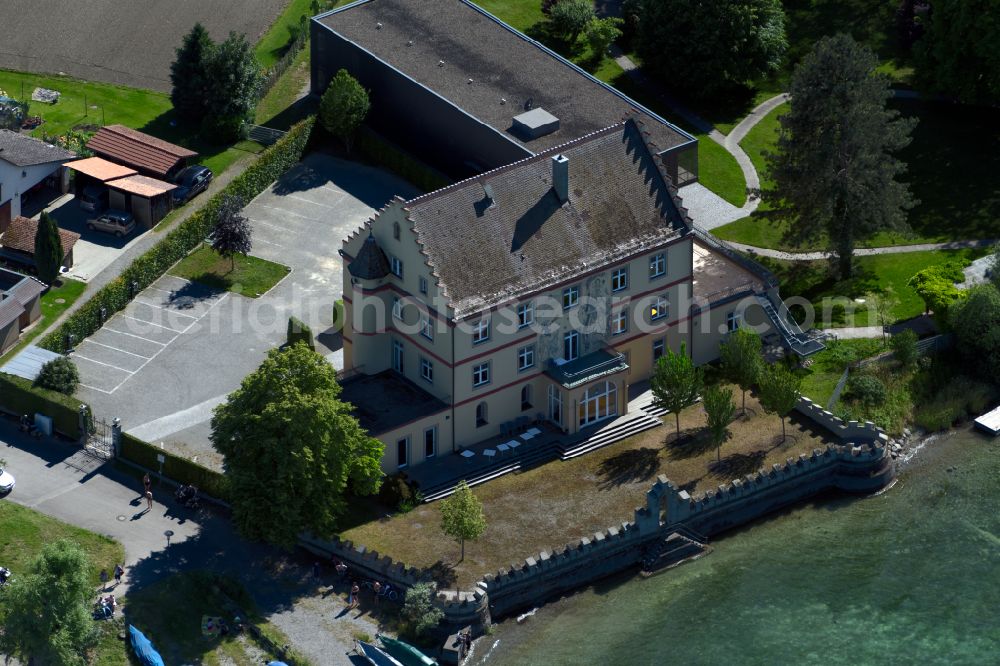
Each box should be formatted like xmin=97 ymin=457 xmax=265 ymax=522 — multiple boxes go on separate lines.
xmin=0 ymin=566 xmax=11 ymax=587
xmin=96 ymin=594 xmax=117 ymax=618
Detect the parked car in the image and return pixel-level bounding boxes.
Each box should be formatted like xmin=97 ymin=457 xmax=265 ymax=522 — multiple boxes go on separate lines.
xmin=0 ymin=466 xmax=14 ymax=494
xmin=78 ymin=185 xmax=108 ymax=212
xmin=87 ymin=210 xmax=135 ymax=238
xmin=172 ymin=165 xmax=213 ymax=204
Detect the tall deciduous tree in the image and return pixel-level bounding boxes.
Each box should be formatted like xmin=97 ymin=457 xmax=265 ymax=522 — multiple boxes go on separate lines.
xmin=585 ymin=17 xmax=623 ymax=60
xmin=550 ymin=0 xmax=596 ymax=43
xmin=651 ymin=342 xmax=703 ymax=442
xmin=703 ymin=384 xmax=735 ymax=462
xmin=633 ymin=0 xmax=787 ymax=95
xmin=401 ymin=582 xmax=444 ymax=637
xmin=757 ymin=363 xmax=802 ymax=442
xmin=170 ymin=23 xmax=214 ymax=123
xmin=319 ymin=69 xmax=370 ymax=152
xmin=211 ymin=343 xmax=384 ymax=546
xmin=915 ymin=0 xmax=1000 ymax=106
xmin=211 ymin=194 xmax=253 ymax=271
xmin=201 ymin=31 xmax=263 ymax=141
xmin=949 ymin=284 xmax=1000 ymax=381
xmin=719 ymin=326 xmax=763 ymax=416
xmin=0 ymin=539 xmax=96 ymax=666
xmin=767 ymin=34 xmax=916 ymax=280
xmin=440 ymin=480 xmax=486 ymax=561
xmin=865 ymin=288 xmax=900 ymax=341
xmin=34 ymin=211 xmax=63 ymax=284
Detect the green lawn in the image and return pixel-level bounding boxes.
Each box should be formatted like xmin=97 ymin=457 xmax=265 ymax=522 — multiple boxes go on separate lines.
xmin=169 ymin=245 xmax=290 ymax=297
xmin=0 ymin=69 xmax=251 ymax=177
xmin=0 ymin=502 xmax=126 ymax=664
xmin=474 ymin=0 xmax=545 ymax=31
xmin=715 ymin=98 xmax=1000 ymax=249
xmin=759 ymin=248 xmax=985 ymax=328
xmin=796 ymin=338 xmax=887 ymax=406
xmin=256 ymin=47 xmax=313 ymax=129
xmin=125 ymin=571 xmax=309 ymax=666
xmin=256 ymin=0 xmax=314 ymax=69
xmin=0 ymin=277 xmax=86 ymax=363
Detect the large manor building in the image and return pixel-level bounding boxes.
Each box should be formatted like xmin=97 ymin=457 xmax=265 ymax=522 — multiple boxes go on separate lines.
xmin=316 ymin=0 xmax=819 ymax=474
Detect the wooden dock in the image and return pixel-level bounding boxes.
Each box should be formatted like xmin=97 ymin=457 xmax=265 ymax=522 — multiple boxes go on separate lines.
xmin=974 ymin=405 xmax=1000 ymax=436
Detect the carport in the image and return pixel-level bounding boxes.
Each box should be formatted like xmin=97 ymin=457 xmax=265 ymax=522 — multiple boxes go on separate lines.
xmin=105 ymin=175 xmax=177 ymax=228
xmin=66 ymin=156 xmax=138 ymax=196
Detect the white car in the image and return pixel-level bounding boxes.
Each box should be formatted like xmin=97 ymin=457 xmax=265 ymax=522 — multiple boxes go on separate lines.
xmin=0 ymin=467 xmax=14 ymax=494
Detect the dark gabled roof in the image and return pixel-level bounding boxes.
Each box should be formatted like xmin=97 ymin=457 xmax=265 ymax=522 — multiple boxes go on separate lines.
xmin=86 ymin=125 xmax=196 ymax=178
xmin=0 ymin=130 xmax=75 ymax=167
xmin=317 ymin=0 xmax=694 ymax=154
xmin=403 ymin=119 xmax=691 ymax=317
xmin=2 ymin=216 xmax=80 ymax=256
xmin=348 ymin=234 xmax=391 ymax=279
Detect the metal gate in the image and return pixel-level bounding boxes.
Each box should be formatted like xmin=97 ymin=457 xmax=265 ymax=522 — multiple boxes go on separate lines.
xmin=84 ymin=417 xmax=115 ymax=460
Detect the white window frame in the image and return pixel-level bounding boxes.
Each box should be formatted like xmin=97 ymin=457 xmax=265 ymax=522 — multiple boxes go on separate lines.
xmin=517 ymin=302 xmax=534 ymax=328
xmin=611 ymin=267 xmax=629 ymax=292
xmin=564 ymin=331 xmax=579 ymax=361
xmin=390 ymin=255 xmax=403 ymax=278
xmin=653 ymin=338 xmax=665 ymax=360
xmin=392 ymin=340 xmax=404 ymax=373
xmin=563 ymin=286 xmax=579 ymax=310
xmin=649 ymin=252 xmax=666 ymax=279
xmin=392 ymin=296 xmax=403 ymax=320
xmin=420 ymin=357 xmax=434 ymax=383
xmin=473 ymin=362 xmax=491 ymax=387
xmin=727 ymin=311 xmax=741 ymax=332
xmin=420 ymin=316 xmax=434 ymax=340
xmin=419 ymin=276 xmax=428 ymax=294
xmin=612 ymin=309 xmax=628 ymax=336
xmin=517 ymin=345 xmax=535 ymax=371
xmin=472 ymin=318 xmax=490 ymax=344
xmin=650 ymin=295 xmax=669 ymax=321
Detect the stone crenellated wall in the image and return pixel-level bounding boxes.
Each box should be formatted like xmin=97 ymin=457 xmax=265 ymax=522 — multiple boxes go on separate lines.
xmin=300 ymin=399 xmax=895 ymax=630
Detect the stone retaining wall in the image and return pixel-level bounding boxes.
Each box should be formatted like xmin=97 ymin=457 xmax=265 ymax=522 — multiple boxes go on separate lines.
xmin=794 ymin=395 xmax=888 ymax=444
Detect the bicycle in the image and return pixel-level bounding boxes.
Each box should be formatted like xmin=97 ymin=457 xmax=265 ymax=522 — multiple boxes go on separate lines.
xmin=361 ymin=580 xmax=400 ymax=602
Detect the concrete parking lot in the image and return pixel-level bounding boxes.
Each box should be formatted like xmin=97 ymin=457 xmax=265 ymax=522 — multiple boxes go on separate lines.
xmin=44 ymin=193 xmax=149 ymax=282
xmin=74 ymin=153 xmax=419 ymax=467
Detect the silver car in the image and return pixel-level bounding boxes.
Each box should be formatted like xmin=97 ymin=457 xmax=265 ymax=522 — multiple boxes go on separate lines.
xmin=0 ymin=466 xmax=14 ymax=494
xmin=87 ymin=210 xmax=135 ymax=238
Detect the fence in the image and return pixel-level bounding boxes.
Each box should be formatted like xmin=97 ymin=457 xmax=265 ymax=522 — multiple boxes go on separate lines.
xmin=244 ymin=124 xmax=287 ymax=146
xmin=258 ymin=30 xmax=308 ymax=103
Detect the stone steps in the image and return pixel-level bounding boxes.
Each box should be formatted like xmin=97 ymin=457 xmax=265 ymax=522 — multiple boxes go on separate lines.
xmin=560 ymin=413 xmax=663 ymax=460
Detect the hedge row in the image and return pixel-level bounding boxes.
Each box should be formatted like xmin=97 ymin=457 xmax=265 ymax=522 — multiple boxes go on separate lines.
xmin=355 ymin=126 xmax=452 ymax=194
xmin=39 ymin=116 xmax=317 ymax=353
xmin=0 ymin=372 xmax=84 ymax=438
xmin=119 ymin=432 xmax=231 ymax=502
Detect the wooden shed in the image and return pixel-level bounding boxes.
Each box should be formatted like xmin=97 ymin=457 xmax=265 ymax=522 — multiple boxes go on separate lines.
xmin=86 ymin=125 xmax=197 ymax=181
xmin=106 ymin=175 xmax=178 ymax=228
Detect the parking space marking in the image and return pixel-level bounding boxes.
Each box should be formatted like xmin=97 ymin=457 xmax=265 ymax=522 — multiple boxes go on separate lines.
xmin=121 ymin=314 xmax=186 ymax=333
xmin=101 ymin=326 xmax=169 ymax=346
xmin=79 ymin=339 xmax=154 ymax=359
xmin=71 ymin=353 xmax=136 ymax=374
xmin=255 ymin=204 xmax=322 ymax=221
xmin=108 ymin=292 xmax=231 ymax=394
xmin=78 ymin=382 xmax=114 ymax=395
xmin=146 ymin=286 xmax=177 ymax=295
xmin=132 ymin=297 xmax=199 ymax=318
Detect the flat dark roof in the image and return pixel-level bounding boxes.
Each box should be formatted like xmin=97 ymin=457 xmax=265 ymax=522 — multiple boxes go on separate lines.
xmin=341 ymin=370 xmax=448 ymax=435
xmin=316 ymin=0 xmax=694 ymax=154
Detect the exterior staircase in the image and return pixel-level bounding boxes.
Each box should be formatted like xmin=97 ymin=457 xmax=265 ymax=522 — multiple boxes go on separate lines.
xmin=641 ymin=528 xmax=713 ymax=575
xmin=755 ymin=294 xmax=825 ymax=357
xmin=420 ymin=439 xmax=562 ymax=503
xmin=559 ymin=412 xmax=663 ymax=460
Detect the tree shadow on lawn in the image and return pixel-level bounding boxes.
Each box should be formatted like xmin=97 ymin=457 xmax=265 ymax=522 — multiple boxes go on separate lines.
xmin=425 ymin=560 xmax=458 ymax=590
xmin=664 ymin=429 xmax=716 ymax=460
xmin=708 ymin=450 xmax=768 ymax=480
xmin=597 ymin=447 xmax=661 ymax=490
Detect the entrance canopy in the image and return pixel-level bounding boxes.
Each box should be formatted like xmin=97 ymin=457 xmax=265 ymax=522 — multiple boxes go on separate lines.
xmin=545 ymin=348 xmax=629 ymax=389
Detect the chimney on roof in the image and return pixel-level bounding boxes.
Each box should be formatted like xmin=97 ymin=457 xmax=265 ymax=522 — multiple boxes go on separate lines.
xmin=552 ymin=154 xmax=569 ymax=204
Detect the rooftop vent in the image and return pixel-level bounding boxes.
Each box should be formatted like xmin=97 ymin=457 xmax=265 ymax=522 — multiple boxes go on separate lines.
xmin=376 ymin=22 xmax=383 ymax=29
xmin=407 ymin=40 xmax=413 ymax=46
xmin=512 ymin=107 xmax=560 ymax=141
xmin=438 ymin=60 xmax=445 ymax=67
xmin=483 ymin=183 xmax=495 ymax=204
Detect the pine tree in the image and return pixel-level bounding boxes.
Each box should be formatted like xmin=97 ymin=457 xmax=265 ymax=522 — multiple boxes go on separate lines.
xmin=170 ymin=23 xmax=214 ymax=123
xmin=767 ymin=34 xmax=916 ymax=280
xmin=33 ymin=211 xmax=63 ymax=284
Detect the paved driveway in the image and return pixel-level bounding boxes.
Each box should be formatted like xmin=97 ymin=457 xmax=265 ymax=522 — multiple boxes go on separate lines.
xmin=74 ymin=154 xmax=418 ymax=467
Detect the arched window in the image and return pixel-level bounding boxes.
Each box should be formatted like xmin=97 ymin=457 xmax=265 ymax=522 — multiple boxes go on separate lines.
xmin=393 ymin=221 xmax=401 ymax=240
xmin=476 ymin=402 xmax=488 ymax=427
xmin=521 ymin=385 xmax=533 ymax=411
xmin=578 ymin=380 xmax=618 ymax=427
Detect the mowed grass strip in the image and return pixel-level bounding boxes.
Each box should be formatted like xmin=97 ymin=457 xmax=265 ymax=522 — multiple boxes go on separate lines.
xmin=170 ymin=245 xmax=290 ymax=297
xmin=340 ymin=388 xmax=828 ymax=588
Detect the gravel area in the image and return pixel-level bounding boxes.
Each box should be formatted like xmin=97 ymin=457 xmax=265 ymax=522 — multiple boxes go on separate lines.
xmin=0 ymin=0 xmax=287 ymax=91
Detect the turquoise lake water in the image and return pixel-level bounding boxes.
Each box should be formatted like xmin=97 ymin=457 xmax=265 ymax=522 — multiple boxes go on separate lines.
xmin=476 ymin=428 xmax=1000 ymax=665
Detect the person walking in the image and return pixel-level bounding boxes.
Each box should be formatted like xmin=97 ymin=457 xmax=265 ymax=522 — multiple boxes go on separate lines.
xmin=114 ymin=564 xmax=124 ymax=586
xmin=145 ymin=490 xmax=153 ymax=511
xmin=143 ymin=473 xmax=151 ymax=494
xmin=372 ymin=580 xmax=382 ymax=605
